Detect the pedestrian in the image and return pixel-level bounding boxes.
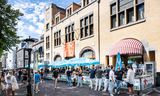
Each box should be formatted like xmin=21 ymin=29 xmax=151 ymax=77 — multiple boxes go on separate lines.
xmin=53 ymin=68 xmax=59 ymax=88
xmin=5 ymin=71 xmax=19 ymax=96
xmin=66 ymin=68 xmax=72 ymax=87
xmin=18 ymin=69 xmax=22 ymax=81
xmin=77 ymin=67 xmax=83 ymax=87
xmin=89 ymin=65 xmax=96 ymax=89
xmin=34 ymin=71 xmax=41 ymax=93
xmin=108 ymin=65 xmax=115 ymax=96
xmin=72 ymin=69 xmax=77 ymax=86
xmin=102 ymin=65 xmax=110 ymax=92
xmin=126 ymin=65 xmax=135 ymax=96
xmin=94 ymin=66 xmax=103 ymax=91
xmin=115 ymin=67 xmax=123 ymax=94
xmin=0 ymin=71 xmax=6 ymax=95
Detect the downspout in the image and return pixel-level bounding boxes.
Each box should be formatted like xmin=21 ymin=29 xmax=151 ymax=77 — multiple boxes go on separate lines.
xmin=97 ymin=0 xmax=100 ymax=62
xmin=51 ymin=26 xmax=53 ymax=64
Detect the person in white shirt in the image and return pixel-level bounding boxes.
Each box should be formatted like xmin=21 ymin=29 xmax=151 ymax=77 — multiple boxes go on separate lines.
xmin=108 ymin=65 xmax=115 ymax=96
xmin=126 ymin=66 xmax=135 ymax=96
xmin=5 ymin=71 xmax=19 ymax=96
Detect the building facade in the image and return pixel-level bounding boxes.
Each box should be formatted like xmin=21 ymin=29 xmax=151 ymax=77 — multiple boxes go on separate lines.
xmin=32 ymin=35 xmax=44 ymax=64
xmin=44 ymin=0 xmax=100 ymax=64
xmin=44 ymin=0 xmax=160 ymax=72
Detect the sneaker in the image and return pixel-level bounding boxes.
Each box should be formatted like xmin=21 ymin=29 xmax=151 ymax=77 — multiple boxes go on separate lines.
xmin=110 ymin=94 xmax=114 ymax=96
xmin=102 ymin=90 xmax=106 ymax=92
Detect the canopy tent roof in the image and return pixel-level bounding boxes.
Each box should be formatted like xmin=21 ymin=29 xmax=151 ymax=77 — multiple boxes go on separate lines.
xmin=109 ymin=38 xmax=143 ymax=56
xmin=52 ymin=58 xmax=100 ymax=68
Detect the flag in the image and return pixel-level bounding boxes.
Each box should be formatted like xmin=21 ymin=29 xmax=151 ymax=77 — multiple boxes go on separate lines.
xmin=115 ymin=52 xmax=122 ymax=71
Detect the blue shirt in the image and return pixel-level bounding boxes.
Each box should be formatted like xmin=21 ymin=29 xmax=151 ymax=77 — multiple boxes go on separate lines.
xmin=34 ymin=74 xmax=41 ymax=83
xmin=90 ymin=69 xmax=96 ymax=79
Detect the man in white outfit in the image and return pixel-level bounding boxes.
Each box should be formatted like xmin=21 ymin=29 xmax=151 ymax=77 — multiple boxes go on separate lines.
xmin=108 ymin=65 xmax=115 ymax=96
xmin=126 ymin=66 xmax=135 ymax=96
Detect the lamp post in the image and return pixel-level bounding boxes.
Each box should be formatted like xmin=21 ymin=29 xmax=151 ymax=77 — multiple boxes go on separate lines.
xmin=23 ymin=36 xmax=36 ymax=96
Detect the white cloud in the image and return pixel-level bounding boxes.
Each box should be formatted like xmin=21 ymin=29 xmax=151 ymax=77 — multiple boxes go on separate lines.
xmin=11 ymin=1 xmax=47 ymax=39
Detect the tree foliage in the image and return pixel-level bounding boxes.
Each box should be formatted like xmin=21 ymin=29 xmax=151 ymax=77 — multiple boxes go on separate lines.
xmin=0 ymin=0 xmax=23 ymax=56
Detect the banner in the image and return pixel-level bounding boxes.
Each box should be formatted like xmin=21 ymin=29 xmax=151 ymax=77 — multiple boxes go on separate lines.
xmin=64 ymin=41 xmax=75 ymax=57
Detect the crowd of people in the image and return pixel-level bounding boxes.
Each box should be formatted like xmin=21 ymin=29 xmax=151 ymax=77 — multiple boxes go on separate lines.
xmin=0 ymin=64 xmax=135 ymax=96
xmin=52 ymin=65 xmax=135 ymax=96
xmin=0 ymin=70 xmax=19 ymax=96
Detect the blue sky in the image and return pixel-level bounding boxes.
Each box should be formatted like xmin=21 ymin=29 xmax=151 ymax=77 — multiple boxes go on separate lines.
xmin=8 ymin=0 xmax=80 ymax=39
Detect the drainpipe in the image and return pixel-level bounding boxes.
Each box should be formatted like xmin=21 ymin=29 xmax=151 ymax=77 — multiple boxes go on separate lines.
xmin=97 ymin=0 xmax=100 ymax=62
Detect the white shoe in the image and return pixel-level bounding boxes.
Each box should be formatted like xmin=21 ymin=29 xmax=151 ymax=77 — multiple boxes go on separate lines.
xmin=110 ymin=94 xmax=114 ymax=96
xmin=102 ymin=90 xmax=106 ymax=92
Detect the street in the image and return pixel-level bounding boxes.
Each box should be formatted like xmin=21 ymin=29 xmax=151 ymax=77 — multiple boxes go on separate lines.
xmin=15 ymin=80 xmax=160 ymax=96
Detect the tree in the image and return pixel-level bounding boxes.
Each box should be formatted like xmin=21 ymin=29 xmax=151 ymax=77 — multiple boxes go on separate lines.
xmin=0 ymin=0 xmax=23 ymax=56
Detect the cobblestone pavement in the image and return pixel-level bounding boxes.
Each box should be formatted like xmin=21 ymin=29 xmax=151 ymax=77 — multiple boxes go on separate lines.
xmin=15 ymin=80 xmax=160 ymax=96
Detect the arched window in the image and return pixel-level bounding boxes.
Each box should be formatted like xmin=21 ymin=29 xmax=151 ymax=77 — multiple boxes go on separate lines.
xmin=80 ymin=49 xmax=95 ymax=59
xmin=54 ymin=55 xmax=62 ymax=61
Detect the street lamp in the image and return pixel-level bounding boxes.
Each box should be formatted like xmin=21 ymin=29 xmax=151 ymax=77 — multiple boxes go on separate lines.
xmin=23 ymin=36 xmax=36 ymax=96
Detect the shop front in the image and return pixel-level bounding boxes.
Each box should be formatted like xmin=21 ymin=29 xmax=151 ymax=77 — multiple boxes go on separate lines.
xmin=109 ymin=38 xmax=155 ymax=93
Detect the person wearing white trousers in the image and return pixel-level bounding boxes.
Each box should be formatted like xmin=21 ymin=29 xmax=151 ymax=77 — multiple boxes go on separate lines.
xmin=94 ymin=66 xmax=103 ymax=91
xmin=95 ymin=78 xmax=102 ymax=91
xmin=89 ymin=66 xmax=96 ymax=89
xmin=103 ymin=66 xmax=110 ymax=92
xmin=108 ymin=66 xmax=115 ymax=96
xmin=103 ymin=78 xmax=109 ymax=92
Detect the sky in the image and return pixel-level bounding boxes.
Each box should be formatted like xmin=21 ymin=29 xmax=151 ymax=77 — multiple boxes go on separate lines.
xmin=8 ymin=0 xmax=80 ymax=39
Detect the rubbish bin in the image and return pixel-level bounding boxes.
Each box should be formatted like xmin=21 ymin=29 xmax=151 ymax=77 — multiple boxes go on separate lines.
xmin=156 ymin=72 xmax=160 ymax=86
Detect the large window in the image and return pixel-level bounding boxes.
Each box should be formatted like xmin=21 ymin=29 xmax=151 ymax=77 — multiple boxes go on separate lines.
xmin=80 ymin=14 xmax=94 ymax=39
xmin=65 ymin=23 xmax=74 ymax=43
xmin=46 ymin=36 xmax=50 ymax=49
xmin=54 ymin=30 xmax=61 ymax=47
xmin=80 ymin=49 xmax=95 ymax=59
xmin=110 ymin=0 xmax=144 ymax=29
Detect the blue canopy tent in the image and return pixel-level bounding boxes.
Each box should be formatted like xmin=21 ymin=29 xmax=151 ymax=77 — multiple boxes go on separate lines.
xmin=51 ymin=58 xmax=100 ymax=68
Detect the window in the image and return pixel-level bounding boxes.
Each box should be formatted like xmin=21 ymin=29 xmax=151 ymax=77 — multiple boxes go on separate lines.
xmin=89 ymin=14 xmax=94 ymax=35
xmin=65 ymin=24 xmax=74 ymax=43
xmin=80 ymin=49 xmax=95 ymax=59
xmin=111 ymin=15 xmax=116 ymax=28
xmin=46 ymin=23 xmax=49 ymax=30
xmin=46 ymin=53 xmax=50 ymax=60
xmin=67 ymin=8 xmax=72 ymax=17
xmin=127 ymin=8 xmax=134 ymax=23
xmin=56 ymin=17 xmax=59 ymax=24
xmin=83 ymin=0 xmax=89 ymax=7
xmin=111 ymin=3 xmax=116 ymax=15
xmin=118 ymin=12 xmax=125 ymax=26
xmin=46 ymin=36 xmax=50 ymax=49
xmin=54 ymin=30 xmax=61 ymax=47
xmin=80 ymin=14 xmax=94 ymax=39
xmin=136 ymin=3 xmax=144 ymax=20
xmin=110 ymin=0 xmax=144 ymax=29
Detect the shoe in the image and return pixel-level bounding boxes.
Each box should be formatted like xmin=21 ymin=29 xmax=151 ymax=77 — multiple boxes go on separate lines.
xmin=110 ymin=94 xmax=114 ymax=96
xmin=102 ymin=90 xmax=106 ymax=92
xmin=94 ymin=89 xmax=97 ymax=91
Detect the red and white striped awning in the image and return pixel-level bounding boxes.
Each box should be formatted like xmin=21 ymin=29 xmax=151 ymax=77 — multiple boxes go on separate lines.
xmin=109 ymin=38 xmax=143 ymax=56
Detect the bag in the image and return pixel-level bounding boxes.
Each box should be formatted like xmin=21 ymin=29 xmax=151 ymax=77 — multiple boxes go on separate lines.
xmin=11 ymin=76 xmax=19 ymax=91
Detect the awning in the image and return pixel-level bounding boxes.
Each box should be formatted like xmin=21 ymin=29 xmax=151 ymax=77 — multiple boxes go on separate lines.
xmin=109 ymin=38 xmax=143 ymax=56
